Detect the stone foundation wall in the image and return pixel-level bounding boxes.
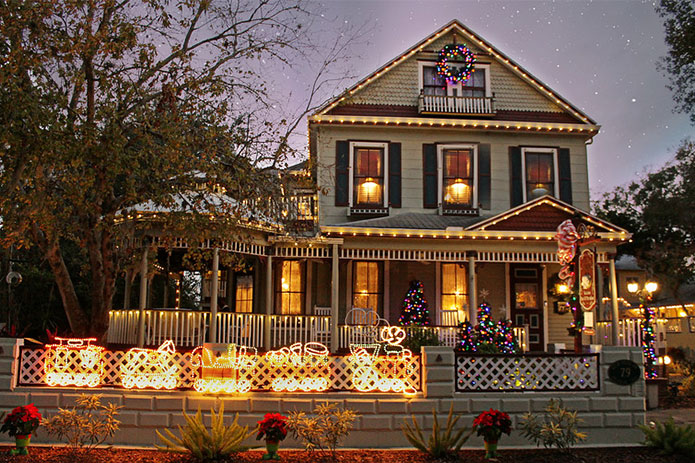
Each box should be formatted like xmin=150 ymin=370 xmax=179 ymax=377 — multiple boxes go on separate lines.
xmin=0 ymin=340 xmax=645 ymax=448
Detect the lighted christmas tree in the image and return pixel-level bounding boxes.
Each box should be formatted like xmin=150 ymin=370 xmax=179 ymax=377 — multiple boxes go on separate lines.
xmin=398 ymin=280 xmax=430 ymax=326
xmin=456 ymin=299 xmax=519 ymax=354
xmin=476 ymin=301 xmax=496 ymax=345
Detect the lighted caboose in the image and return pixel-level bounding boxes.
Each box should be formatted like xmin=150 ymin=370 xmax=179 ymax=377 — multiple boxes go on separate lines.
xmin=44 ymin=337 xmax=105 ymax=387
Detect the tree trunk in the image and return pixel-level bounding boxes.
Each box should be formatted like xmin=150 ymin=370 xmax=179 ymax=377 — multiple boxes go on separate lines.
xmin=44 ymin=240 xmax=89 ymax=334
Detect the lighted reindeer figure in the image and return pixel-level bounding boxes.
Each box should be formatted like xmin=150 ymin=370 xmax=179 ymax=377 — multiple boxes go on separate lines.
xmin=192 ymin=344 xmax=258 ymax=393
xmin=121 ymin=340 xmax=178 ymax=390
xmin=44 ymin=338 xmax=105 ymax=388
xmin=266 ymin=342 xmax=330 ymax=392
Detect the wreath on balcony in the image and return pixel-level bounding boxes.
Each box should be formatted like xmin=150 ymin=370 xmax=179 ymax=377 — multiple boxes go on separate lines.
xmin=436 ymin=44 xmax=476 ymax=83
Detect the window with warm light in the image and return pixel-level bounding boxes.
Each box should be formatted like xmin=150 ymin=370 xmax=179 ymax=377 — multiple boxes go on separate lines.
xmin=442 ymin=263 xmax=468 ymax=315
xmin=234 ymin=275 xmax=253 ymax=313
xmin=352 ymin=261 xmax=381 ymax=315
xmin=442 ymin=149 xmax=473 ymax=208
xmin=277 ymin=261 xmax=303 ymax=314
xmin=353 ymin=147 xmax=384 ymax=207
xmin=522 ymin=148 xmax=558 ymax=201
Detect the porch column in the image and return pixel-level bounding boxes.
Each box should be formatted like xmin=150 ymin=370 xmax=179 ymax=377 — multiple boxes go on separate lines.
xmin=330 ymin=244 xmax=339 ymax=353
xmin=136 ymin=245 xmax=148 ymax=347
xmin=208 ymin=247 xmax=220 ymax=343
xmin=468 ymin=252 xmax=477 ymax=323
xmin=609 ymin=255 xmax=620 ymax=345
xmin=264 ymin=254 xmax=273 ymax=351
xmin=123 ymin=269 xmax=132 ymax=309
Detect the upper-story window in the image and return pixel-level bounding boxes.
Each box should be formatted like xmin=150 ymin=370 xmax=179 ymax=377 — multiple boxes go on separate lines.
xmin=522 ymin=147 xmax=559 ymax=201
xmin=419 ymin=62 xmax=491 ymax=98
xmin=349 ymin=141 xmax=389 ymax=210
xmin=438 ymin=144 xmax=478 ymax=211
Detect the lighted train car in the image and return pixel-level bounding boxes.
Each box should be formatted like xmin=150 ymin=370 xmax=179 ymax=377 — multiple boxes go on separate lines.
xmin=44 ymin=337 xmax=105 ymax=387
xmin=267 ymin=342 xmax=330 ymax=392
xmin=120 ymin=340 xmax=178 ymax=390
xmin=192 ymin=344 xmax=258 ymax=393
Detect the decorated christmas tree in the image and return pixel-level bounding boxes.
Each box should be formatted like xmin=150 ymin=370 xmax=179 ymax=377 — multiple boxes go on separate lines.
xmin=475 ymin=301 xmax=496 ymax=345
xmin=398 ymin=280 xmax=430 ymax=326
xmin=456 ymin=296 xmax=519 ymax=354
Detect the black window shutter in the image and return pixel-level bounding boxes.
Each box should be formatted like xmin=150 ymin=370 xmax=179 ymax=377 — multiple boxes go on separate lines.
xmin=478 ymin=144 xmax=491 ymax=210
xmin=335 ymin=141 xmax=349 ymax=206
xmin=423 ymin=144 xmax=438 ymax=208
xmin=558 ymin=148 xmax=573 ymax=204
xmin=388 ymin=142 xmax=401 ymax=208
xmin=509 ymin=146 xmax=523 ymax=207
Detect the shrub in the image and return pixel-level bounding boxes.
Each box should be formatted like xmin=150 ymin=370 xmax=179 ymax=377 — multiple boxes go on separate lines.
xmin=639 ymin=418 xmax=695 ymax=458
xmin=286 ymin=402 xmax=358 ymax=461
xmin=402 ymin=404 xmax=472 ymax=459
xmin=403 ymin=327 xmax=441 ymax=352
xmin=519 ymin=399 xmax=586 ymax=453
xmin=43 ymin=394 xmax=121 ymax=450
xmin=682 ymin=375 xmax=695 ymax=397
xmin=156 ymin=403 xmax=254 ymax=461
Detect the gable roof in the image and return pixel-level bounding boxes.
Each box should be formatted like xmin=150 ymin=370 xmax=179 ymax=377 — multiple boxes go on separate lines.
xmin=467 ymin=195 xmax=629 ymax=234
xmin=314 ymin=19 xmax=596 ymax=125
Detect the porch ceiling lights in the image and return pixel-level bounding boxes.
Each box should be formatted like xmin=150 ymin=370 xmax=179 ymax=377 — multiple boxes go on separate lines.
xmin=310 ymin=114 xmax=599 ymax=135
xmin=313 ymin=20 xmax=595 ymax=126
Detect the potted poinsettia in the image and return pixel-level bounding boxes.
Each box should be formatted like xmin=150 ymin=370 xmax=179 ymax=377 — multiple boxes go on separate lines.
xmin=473 ymin=408 xmax=512 ymax=459
xmin=256 ymin=413 xmax=288 ymax=460
xmin=1 ymin=404 xmax=42 ymax=455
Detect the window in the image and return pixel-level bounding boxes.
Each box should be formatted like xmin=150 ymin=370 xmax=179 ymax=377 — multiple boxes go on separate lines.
xmin=522 ymin=147 xmax=559 ymax=201
xmin=437 ymin=144 xmax=478 ymax=210
xmin=419 ymin=63 xmax=490 ymax=97
xmin=349 ymin=142 xmax=388 ymax=209
xmin=442 ymin=264 xmax=468 ymax=313
xmin=442 ymin=148 xmax=473 ymax=208
xmin=352 ymin=262 xmax=381 ymax=314
xmin=277 ymin=260 xmax=303 ymax=314
xmin=234 ymin=275 xmax=253 ymax=313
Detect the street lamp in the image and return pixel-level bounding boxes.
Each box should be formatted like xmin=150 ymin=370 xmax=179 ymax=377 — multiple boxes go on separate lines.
xmin=627 ymin=280 xmax=659 ymax=379
xmin=627 ymin=280 xmax=658 ymax=302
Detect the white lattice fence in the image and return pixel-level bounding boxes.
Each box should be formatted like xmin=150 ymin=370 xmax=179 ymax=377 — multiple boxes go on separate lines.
xmin=18 ymin=348 xmax=420 ymax=393
xmin=455 ymin=354 xmax=599 ymax=392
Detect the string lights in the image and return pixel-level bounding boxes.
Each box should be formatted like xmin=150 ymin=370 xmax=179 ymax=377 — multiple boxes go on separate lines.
xmin=266 ymin=342 xmax=330 ymax=392
xmin=642 ymin=305 xmax=658 ymax=379
xmin=44 ymin=338 xmax=105 ymax=388
xmin=121 ymin=340 xmax=178 ymax=390
xmin=436 ymin=44 xmax=475 ymax=83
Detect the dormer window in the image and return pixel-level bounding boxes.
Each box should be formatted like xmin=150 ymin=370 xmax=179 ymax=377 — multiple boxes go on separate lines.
xmin=418 ymin=62 xmax=493 ymax=115
xmin=522 ymin=147 xmax=559 ymax=201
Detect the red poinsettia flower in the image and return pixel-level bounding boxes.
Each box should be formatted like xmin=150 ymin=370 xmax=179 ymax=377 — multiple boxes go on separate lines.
xmin=1 ymin=404 xmax=42 ymax=437
xmin=256 ymin=413 xmax=288 ymax=442
xmin=473 ymin=409 xmax=512 ymax=440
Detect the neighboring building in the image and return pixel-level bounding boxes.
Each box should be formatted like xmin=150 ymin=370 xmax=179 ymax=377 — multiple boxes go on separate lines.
xmin=116 ymin=20 xmax=631 ymax=353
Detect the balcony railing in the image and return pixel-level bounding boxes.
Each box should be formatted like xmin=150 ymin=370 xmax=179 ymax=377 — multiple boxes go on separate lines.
xmin=418 ymin=94 xmax=495 ymax=116
xmin=107 ymin=309 xmax=529 ymax=352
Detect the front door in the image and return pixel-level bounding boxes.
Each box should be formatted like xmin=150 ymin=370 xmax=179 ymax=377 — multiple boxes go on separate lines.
xmin=510 ymin=265 xmax=544 ymax=352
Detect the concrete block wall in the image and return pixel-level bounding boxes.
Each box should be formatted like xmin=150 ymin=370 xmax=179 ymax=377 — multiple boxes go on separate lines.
xmin=0 ymin=339 xmax=645 ymax=449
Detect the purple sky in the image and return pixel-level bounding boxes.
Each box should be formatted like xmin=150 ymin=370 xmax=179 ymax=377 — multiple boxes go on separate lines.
xmin=305 ymin=0 xmax=691 ymax=199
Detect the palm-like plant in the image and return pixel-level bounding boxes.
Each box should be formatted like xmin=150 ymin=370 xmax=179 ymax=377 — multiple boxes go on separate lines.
xmin=402 ymin=404 xmax=472 ymax=458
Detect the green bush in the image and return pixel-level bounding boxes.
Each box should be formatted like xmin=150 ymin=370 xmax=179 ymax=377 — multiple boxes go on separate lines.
xmin=402 ymin=404 xmax=472 ymax=459
xmin=403 ymin=327 xmax=441 ymax=352
xmin=156 ymin=403 xmax=255 ymax=461
xmin=639 ymin=418 xmax=695 ymax=458
xmin=286 ymin=402 xmax=358 ymax=461
xmin=519 ymin=399 xmax=586 ymax=453
xmin=43 ymin=394 xmax=122 ymax=450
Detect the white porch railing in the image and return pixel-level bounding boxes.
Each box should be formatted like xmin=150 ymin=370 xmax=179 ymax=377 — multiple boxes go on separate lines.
xmin=594 ymin=318 xmax=668 ymax=350
xmin=418 ymin=94 xmax=495 ymax=115
xmin=108 ymin=310 xmax=529 ymax=351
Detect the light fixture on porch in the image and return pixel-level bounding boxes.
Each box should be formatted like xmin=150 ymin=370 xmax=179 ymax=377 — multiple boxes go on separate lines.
xmin=554 ymin=282 xmax=570 ymax=295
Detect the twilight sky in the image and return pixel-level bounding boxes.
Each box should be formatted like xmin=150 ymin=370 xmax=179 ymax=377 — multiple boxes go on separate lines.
xmin=301 ymin=0 xmax=692 ymax=199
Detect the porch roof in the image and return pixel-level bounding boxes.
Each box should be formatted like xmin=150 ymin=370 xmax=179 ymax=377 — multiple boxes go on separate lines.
xmin=326 ymin=212 xmax=488 ymax=230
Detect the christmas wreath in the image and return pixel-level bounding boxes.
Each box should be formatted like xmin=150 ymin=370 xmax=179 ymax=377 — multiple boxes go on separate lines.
xmin=436 ymin=44 xmax=476 ymax=83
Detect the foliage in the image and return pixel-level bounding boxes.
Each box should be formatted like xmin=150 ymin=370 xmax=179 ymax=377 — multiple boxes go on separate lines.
xmin=402 ymin=327 xmax=441 ymax=352
xmin=519 ymin=399 xmax=587 ymax=453
xmin=1 ymin=404 xmax=42 ymax=437
xmin=593 ymin=140 xmax=695 ymax=311
xmin=286 ymin=402 xmax=358 ymax=461
xmin=473 ymin=409 xmax=512 ymax=442
xmin=456 ymin=302 xmax=519 ymax=354
xmin=43 ymin=394 xmax=121 ymax=450
xmin=656 ymin=0 xmax=695 ymax=124
xmin=639 ymin=417 xmax=695 ymax=458
xmin=156 ymin=403 xmax=254 ymax=460
xmin=398 ymin=280 xmax=431 ymax=326
xmin=256 ymin=413 xmax=288 ymax=442
xmin=0 ymin=0 xmax=355 ymax=338
xmin=401 ymin=404 xmax=472 ymax=459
